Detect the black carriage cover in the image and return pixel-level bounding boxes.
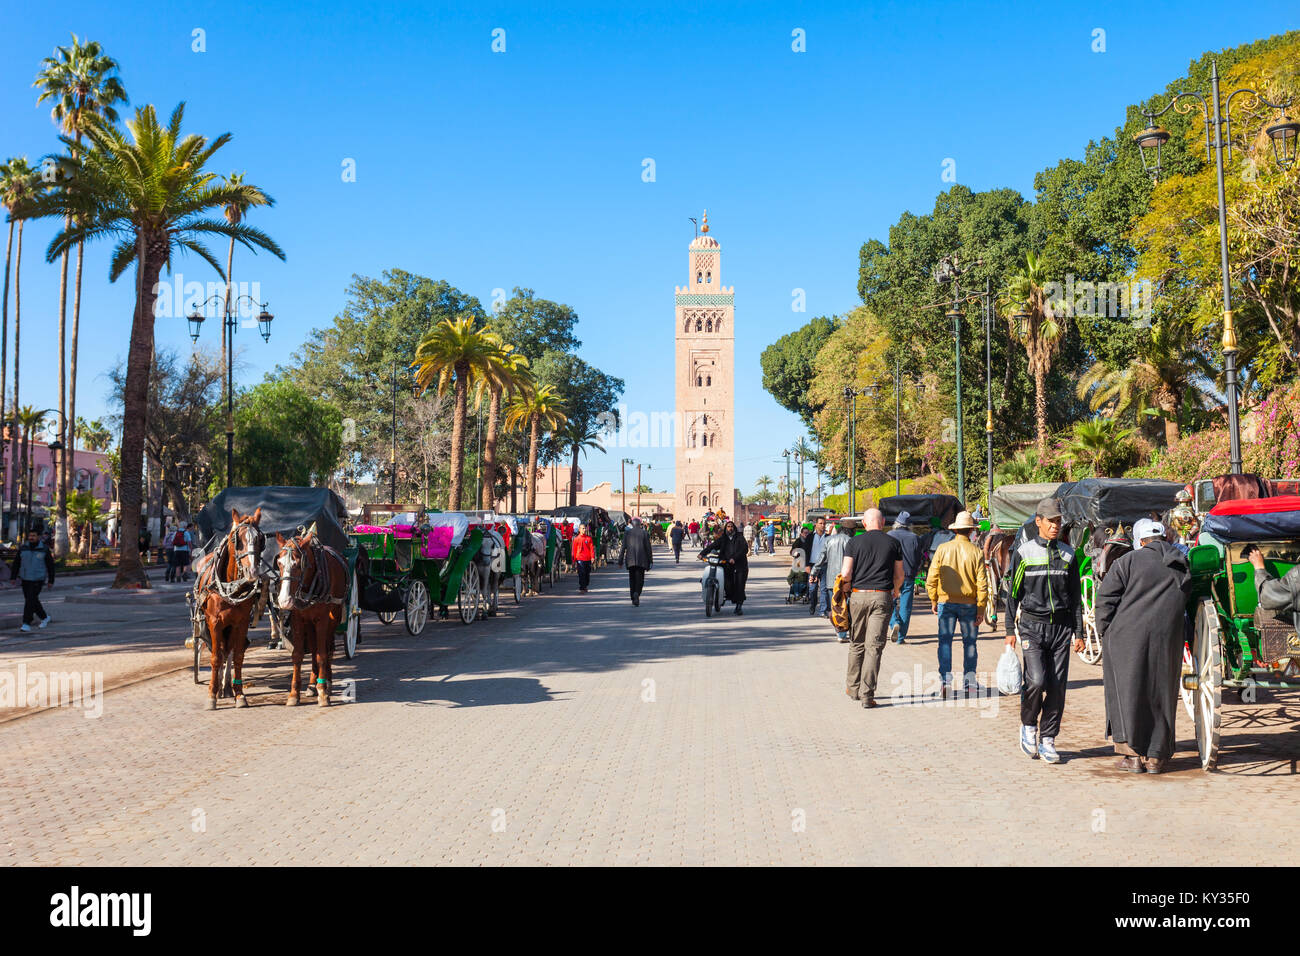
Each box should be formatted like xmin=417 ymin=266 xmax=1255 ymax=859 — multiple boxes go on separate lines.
xmin=1051 ymin=478 xmax=1183 ymax=530
xmin=1200 ymin=495 xmax=1300 ymax=542
xmin=195 ymin=487 xmax=349 ymax=557
xmin=879 ymin=494 xmax=962 ymax=528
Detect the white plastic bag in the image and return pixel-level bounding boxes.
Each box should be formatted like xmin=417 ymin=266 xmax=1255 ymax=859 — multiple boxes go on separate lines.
xmin=996 ymin=646 xmax=1022 ymax=696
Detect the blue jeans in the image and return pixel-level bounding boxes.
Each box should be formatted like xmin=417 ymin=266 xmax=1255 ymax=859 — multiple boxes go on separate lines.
xmin=888 ymin=578 xmax=915 ymax=640
xmin=936 ymin=602 xmax=979 ymax=686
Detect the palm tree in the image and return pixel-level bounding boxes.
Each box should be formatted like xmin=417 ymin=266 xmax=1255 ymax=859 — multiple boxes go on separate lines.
xmin=557 ymin=418 xmax=605 ymax=507
xmin=1064 ymin=419 xmax=1133 ymax=478
xmin=754 ymin=475 xmax=774 ymax=504
xmin=412 ymin=315 xmax=506 ymax=510
xmin=14 ymin=406 xmax=50 ymax=531
xmin=67 ymin=489 xmax=105 ymax=559
xmin=34 ymin=35 xmax=128 ymax=557
xmin=477 ymin=343 xmax=527 ymax=510
xmin=35 ymin=103 xmax=283 ymax=586
xmin=74 ymin=417 xmax=113 ymax=452
xmin=999 ymin=252 xmax=1065 ymax=458
xmin=1 ymin=158 xmax=39 ymax=533
xmin=504 ymin=384 xmax=568 ymax=512
xmin=1075 ymin=318 xmax=1215 ymax=449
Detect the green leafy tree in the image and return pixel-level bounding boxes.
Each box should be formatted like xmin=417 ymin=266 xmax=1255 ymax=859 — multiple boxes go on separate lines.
xmin=759 ymin=315 xmax=836 ymax=427
xmin=226 ymin=380 xmax=342 ymax=487
xmin=504 ymin=383 xmax=567 ymax=511
xmin=487 ymin=287 xmax=580 ymax=363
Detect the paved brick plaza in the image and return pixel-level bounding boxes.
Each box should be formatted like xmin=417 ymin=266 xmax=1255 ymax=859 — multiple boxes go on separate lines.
xmin=2 ymin=547 xmax=1297 ymax=866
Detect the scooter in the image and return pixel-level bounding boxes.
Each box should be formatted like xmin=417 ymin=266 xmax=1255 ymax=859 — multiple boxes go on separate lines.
xmin=699 ymin=552 xmax=726 ymax=618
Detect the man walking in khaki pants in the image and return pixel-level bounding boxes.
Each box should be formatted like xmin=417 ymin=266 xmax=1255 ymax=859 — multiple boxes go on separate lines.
xmin=839 ymin=508 xmax=904 ymax=708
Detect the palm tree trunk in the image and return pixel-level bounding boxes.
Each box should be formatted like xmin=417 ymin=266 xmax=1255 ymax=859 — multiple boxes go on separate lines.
xmin=1 ymin=218 xmax=11 ymax=535
xmin=9 ymin=221 xmax=22 ymax=533
xmin=114 ymin=234 xmax=163 ymax=588
xmin=569 ymin=441 xmax=580 ymax=507
xmin=526 ymin=414 xmax=540 ymax=511
xmin=66 ymin=238 xmax=84 ymax=522
xmin=480 ymin=389 xmax=500 ymax=510
xmin=1033 ymin=363 xmax=1049 ymax=458
xmin=448 ymin=364 xmax=468 ymax=510
xmin=509 ymin=462 xmax=517 ymax=513
xmin=54 ymin=224 xmax=69 ymax=558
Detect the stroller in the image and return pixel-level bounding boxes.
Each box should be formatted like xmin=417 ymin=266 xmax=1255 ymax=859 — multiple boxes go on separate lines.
xmin=785 ymin=547 xmax=810 ymax=604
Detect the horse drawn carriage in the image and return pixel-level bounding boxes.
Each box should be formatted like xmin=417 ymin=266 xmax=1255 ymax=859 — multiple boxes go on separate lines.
xmin=983 ymin=483 xmax=1063 ymax=626
xmin=349 ymin=509 xmax=489 ymax=630
xmin=880 ymin=493 xmax=963 ymax=589
xmin=550 ymin=505 xmax=618 ymax=566
xmin=1184 ymin=495 xmax=1300 ymax=770
xmin=189 ymin=487 xmax=361 ymax=708
xmin=1050 ymin=478 xmax=1185 ymax=665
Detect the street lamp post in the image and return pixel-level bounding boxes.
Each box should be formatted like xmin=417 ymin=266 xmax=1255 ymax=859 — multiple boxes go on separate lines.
xmin=984 ymin=277 xmax=995 ymax=513
xmin=621 ymin=458 xmax=632 ymax=514
xmin=708 ymin=470 xmax=714 ymax=514
xmin=187 ymin=294 xmax=274 ymax=485
xmin=1133 ymin=61 xmax=1297 ymax=474
xmin=935 ymin=255 xmax=968 ymax=503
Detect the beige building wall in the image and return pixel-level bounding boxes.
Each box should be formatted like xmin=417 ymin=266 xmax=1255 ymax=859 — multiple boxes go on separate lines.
xmin=674 ymin=211 xmax=735 ymax=518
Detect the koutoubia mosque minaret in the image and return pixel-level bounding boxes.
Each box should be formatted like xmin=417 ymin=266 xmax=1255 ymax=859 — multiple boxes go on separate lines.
xmin=675 ymin=210 xmax=735 ymax=516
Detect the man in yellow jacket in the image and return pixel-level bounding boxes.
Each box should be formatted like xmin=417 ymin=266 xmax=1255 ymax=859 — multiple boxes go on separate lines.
xmin=926 ymin=510 xmax=989 ymax=698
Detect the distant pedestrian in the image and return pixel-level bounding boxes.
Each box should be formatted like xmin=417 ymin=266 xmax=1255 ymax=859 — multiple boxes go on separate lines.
xmin=839 ymin=508 xmax=902 ymax=708
xmin=822 ymin=520 xmax=851 ymax=642
xmin=925 ymin=510 xmax=988 ymax=697
xmin=572 ymin=523 xmax=595 ymax=592
xmin=670 ymin=520 xmax=685 ymax=564
xmin=178 ymin=523 xmax=195 ymax=582
xmin=1005 ymin=497 xmax=1083 ymax=764
xmin=688 ymin=519 xmax=700 ymax=547
xmin=764 ymin=519 xmax=776 ymax=554
xmin=619 ymin=517 xmax=653 ymax=606
xmin=12 ymin=529 xmax=55 ymax=632
xmin=163 ymin=522 xmax=177 ymax=581
xmin=887 ymin=511 xmax=923 ymax=644
xmin=1096 ymin=518 xmax=1191 ymax=774
xmin=808 ymin=517 xmax=828 ymax=616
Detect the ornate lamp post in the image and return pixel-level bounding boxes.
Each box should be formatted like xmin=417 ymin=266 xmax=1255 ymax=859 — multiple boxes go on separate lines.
xmin=934 ymin=255 xmax=971 ymax=503
xmin=188 ymin=294 xmax=274 ymax=485
xmin=1132 ymin=61 xmax=1297 ymax=473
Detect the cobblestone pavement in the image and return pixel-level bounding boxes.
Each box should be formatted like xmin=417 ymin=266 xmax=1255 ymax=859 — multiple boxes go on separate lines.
xmin=2 ymin=547 xmax=1297 ymax=866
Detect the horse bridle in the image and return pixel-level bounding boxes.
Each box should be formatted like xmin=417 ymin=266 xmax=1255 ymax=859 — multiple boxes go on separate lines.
xmin=276 ymin=532 xmax=345 ymax=610
xmin=198 ymin=520 xmax=266 ymax=606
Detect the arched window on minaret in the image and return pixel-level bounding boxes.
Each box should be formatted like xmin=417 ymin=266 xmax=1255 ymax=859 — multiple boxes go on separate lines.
xmin=701 ymin=434 xmax=708 ymax=447
xmin=695 ymin=318 xmax=702 ymax=332
xmin=706 ymin=375 xmax=711 ymax=387
xmin=706 ymin=318 xmax=713 ymax=332
xmin=702 ymin=415 xmax=708 ymax=425
xmin=696 ymin=271 xmax=703 ymax=285
xmin=706 ymin=271 xmax=712 ymax=284
xmin=696 ymin=375 xmax=702 ymax=387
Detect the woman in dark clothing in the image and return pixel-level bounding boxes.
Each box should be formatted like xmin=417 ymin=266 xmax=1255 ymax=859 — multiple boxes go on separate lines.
xmin=700 ymin=519 xmax=749 ymax=614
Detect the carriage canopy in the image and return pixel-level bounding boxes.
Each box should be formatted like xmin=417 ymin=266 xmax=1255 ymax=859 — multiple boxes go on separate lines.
xmin=1200 ymin=495 xmax=1300 ymax=542
xmin=1051 ymin=478 xmax=1184 ymax=532
xmin=879 ymin=494 xmax=962 ymax=529
xmin=990 ymin=483 xmax=1063 ymax=531
xmin=195 ymin=487 xmax=349 ymax=556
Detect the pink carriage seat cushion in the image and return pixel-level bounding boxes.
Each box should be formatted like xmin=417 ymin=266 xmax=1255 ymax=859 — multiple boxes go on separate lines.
xmin=421 ymin=525 xmax=455 ymax=560
xmin=352 ymin=524 xmax=392 ymax=535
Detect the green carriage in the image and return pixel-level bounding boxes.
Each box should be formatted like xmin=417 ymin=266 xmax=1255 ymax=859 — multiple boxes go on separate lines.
xmin=1052 ymin=478 xmax=1185 ymax=666
xmin=350 ymin=509 xmax=486 ymax=631
xmin=879 ymin=493 xmax=963 ymax=591
xmin=1184 ymin=495 xmax=1300 ymax=770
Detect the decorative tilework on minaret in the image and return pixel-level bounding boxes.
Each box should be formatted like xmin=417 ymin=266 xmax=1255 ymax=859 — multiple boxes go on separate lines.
xmin=675 ymin=210 xmax=735 ymax=516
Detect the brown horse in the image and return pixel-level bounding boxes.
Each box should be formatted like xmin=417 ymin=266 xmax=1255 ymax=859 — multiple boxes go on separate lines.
xmin=192 ymin=508 xmax=266 ymax=709
xmin=274 ymin=529 xmax=348 ymax=707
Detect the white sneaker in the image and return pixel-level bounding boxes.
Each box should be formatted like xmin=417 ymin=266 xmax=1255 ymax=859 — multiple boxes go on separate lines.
xmin=39 ymin=616 xmax=51 ymax=628
xmin=20 ymin=623 xmax=31 ymax=632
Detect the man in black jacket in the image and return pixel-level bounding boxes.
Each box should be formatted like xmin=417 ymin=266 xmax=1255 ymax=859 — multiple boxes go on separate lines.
xmin=701 ymin=520 xmax=749 ymax=615
xmin=669 ymin=521 xmax=685 ymax=564
xmin=13 ymin=529 xmax=56 ymax=631
xmin=1004 ymin=498 xmax=1083 ymax=764
xmin=619 ymin=518 xmax=654 ymax=606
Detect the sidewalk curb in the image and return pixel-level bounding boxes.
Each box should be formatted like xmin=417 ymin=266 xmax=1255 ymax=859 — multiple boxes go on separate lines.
xmin=0 ymin=657 xmax=190 ymax=725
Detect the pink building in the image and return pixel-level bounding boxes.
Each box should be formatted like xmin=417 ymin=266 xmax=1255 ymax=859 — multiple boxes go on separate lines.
xmin=3 ymin=439 xmax=113 ymax=511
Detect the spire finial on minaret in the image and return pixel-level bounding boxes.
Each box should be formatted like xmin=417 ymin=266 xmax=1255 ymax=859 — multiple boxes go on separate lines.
xmin=701 ymin=209 xmax=709 ymax=234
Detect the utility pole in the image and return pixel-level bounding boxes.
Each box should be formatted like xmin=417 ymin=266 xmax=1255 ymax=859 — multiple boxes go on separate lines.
xmin=636 ymin=463 xmax=642 ymax=517
xmin=621 ymin=458 xmax=631 ymax=514
xmin=985 ymin=276 xmax=994 ymax=513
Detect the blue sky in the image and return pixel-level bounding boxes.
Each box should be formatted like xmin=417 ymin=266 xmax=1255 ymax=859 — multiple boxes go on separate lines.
xmin=2 ymin=1 xmax=1297 ymax=496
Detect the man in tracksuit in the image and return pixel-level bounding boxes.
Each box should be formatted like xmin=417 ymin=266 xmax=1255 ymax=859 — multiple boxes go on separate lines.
xmin=1004 ymin=497 xmax=1083 ymax=764
xmin=12 ymin=529 xmax=56 ymax=632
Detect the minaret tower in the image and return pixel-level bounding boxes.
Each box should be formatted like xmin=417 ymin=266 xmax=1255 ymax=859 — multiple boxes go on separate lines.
xmin=674 ymin=210 xmax=735 ymax=516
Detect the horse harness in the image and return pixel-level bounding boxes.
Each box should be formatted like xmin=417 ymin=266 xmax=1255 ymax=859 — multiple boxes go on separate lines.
xmin=194 ymin=523 xmax=266 ymax=608
xmin=279 ymin=536 xmax=347 ymax=610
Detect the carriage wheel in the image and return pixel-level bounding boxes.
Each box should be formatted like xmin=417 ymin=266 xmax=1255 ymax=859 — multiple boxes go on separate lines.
xmin=378 ymin=610 xmax=397 ymax=626
xmin=1193 ymin=598 xmax=1223 ymax=771
xmin=1180 ymin=642 xmax=1196 ymax=724
xmin=458 ymin=565 xmax=480 ymax=624
xmin=343 ymin=574 xmax=361 ymax=659
xmin=1076 ymin=576 xmax=1103 ymax=665
xmin=404 ymin=579 xmax=430 ymax=636
xmin=512 ymin=574 xmax=522 ymax=604
xmin=550 ymin=558 xmax=559 ymax=587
